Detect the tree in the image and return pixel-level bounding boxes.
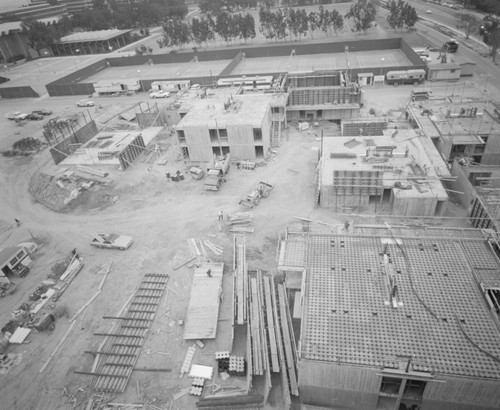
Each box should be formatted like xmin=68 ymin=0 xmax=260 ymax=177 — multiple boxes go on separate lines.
xmin=387 ymin=0 xmax=402 ymax=30
xmin=20 ymin=17 xmax=56 ymax=50
xmin=481 ymin=21 xmax=500 ymax=62
xmin=330 ymin=9 xmax=344 ymax=35
xmin=162 ymin=19 xmax=191 ymax=49
xmin=401 ymin=2 xmax=418 ymax=30
xmin=345 ymin=0 xmax=377 ymax=33
xmin=308 ymin=11 xmax=319 ymax=39
xmin=456 ymin=13 xmax=480 ymax=39
xmin=241 ymin=13 xmax=256 ymax=42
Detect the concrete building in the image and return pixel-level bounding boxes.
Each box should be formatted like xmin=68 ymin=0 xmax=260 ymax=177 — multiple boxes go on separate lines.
xmin=449 ymin=158 xmax=500 ymax=232
xmin=278 ymin=225 xmax=500 ymax=410
xmin=407 ymin=100 xmax=500 ymax=165
xmin=286 ymin=71 xmax=362 ymax=124
xmin=317 ymin=132 xmax=449 ymax=216
xmin=175 ymin=93 xmax=273 ymax=162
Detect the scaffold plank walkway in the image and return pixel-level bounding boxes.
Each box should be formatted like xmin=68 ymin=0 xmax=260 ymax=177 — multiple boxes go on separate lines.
xmin=79 ymin=273 xmax=168 ymax=393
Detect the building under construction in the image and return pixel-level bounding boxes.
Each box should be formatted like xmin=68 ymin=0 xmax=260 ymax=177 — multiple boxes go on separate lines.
xmin=317 ymin=132 xmax=449 ymax=216
xmin=278 ymin=224 xmax=500 ymax=410
xmin=450 ymin=158 xmax=500 ymax=232
xmin=407 ymin=100 xmax=500 ymax=165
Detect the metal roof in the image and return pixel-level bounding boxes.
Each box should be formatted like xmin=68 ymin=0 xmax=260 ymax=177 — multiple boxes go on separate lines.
xmin=58 ymin=29 xmax=132 ymax=44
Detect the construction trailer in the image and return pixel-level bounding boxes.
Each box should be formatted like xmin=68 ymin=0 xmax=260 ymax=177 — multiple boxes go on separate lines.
xmin=278 ymin=225 xmax=500 ymax=410
xmin=318 ymin=133 xmax=449 ymax=216
xmin=0 ymin=246 xmax=32 ymax=277
xmin=150 ymin=80 xmax=191 ymax=93
xmin=93 ymin=79 xmax=140 ymax=95
xmin=175 ymin=94 xmax=272 ymax=162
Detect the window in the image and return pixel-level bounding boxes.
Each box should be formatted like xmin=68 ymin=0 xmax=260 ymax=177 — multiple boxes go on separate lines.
xmin=253 ymin=128 xmax=262 ymax=142
xmin=219 ymin=128 xmax=228 ymax=142
xmin=450 ymin=69 xmax=456 ymax=73
xmin=177 ymin=130 xmax=186 ymax=143
xmin=377 ymin=376 xmax=427 ymax=410
xmin=209 ymin=129 xmax=218 ymax=143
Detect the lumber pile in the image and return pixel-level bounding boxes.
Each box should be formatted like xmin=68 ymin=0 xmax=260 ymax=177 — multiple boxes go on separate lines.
xmin=233 ymin=236 xmax=247 ymax=325
xmin=228 ymin=213 xmax=254 ymax=233
xmin=187 ymin=238 xmax=224 ymax=259
xmin=196 ymin=394 xmax=264 ymax=408
xmin=76 ymin=165 xmax=109 ymax=178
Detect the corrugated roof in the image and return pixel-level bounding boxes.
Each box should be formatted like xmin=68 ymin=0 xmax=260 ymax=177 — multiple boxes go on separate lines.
xmin=58 ymin=29 xmax=131 ymax=44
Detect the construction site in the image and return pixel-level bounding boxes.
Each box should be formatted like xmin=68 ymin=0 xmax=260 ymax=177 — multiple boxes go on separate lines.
xmin=0 ymin=27 xmax=500 ymax=410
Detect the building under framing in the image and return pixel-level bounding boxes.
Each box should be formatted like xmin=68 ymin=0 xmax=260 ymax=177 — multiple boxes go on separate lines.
xmin=317 ymin=133 xmax=449 ymax=216
xmin=449 ymin=158 xmax=500 ymax=232
xmin=278 ymin=225 xmax=500 ymax=410
xmin=406 ymin=100 xmax=500 ymax=165
xmin=175 ymin=94 xmax=273 ymax=162
xmin=286 ymin=71 xmax=362 ymax=124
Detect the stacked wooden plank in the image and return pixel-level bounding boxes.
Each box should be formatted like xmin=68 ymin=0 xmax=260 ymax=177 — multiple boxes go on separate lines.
xmin=233 ymin=236 xmax=247 ymax=325
xmin=80 ymin=273 xmax=168 ymax=393
xmin=228 ymin=212 xmax=254 ymax=233
xmin=276 ymin=283 xmax=299 ymax=396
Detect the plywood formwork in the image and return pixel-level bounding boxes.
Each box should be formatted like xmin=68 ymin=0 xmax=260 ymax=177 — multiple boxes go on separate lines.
xmin=183 ymin=262 xmax=224 ymax=340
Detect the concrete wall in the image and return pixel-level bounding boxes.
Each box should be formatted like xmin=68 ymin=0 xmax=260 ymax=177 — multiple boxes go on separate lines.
xmin=49 ymin=120 xmax=98 ymax=164
xmin=299 ymin=361 xmax=381 ymax=409
xmin=0 ymin=86 xmax=39 ymax=98
xmin=287 ymin=107 xmax=359 ymax=122
xmin=299 ymin=360 xmax=500 ymax=410
xmin=219 ymin=51 xmax=243 ymax=76
xmin=392 ymin=195 xmax=440 ymax=217
xmin=46 ymin=59 xmax=109 ymax=96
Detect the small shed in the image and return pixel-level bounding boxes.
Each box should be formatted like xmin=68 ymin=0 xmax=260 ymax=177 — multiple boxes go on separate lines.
xmin=427 ymin=63 xmax=461 ymax=81
xmin=357 ymin=72 xmax=373 ymax=86
xmin=0 ymin=245 xmax=31 ymax=277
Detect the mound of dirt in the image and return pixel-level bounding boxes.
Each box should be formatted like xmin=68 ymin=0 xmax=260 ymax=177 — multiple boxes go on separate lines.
xmin=28 ymin=172 xmax=116 ymax=213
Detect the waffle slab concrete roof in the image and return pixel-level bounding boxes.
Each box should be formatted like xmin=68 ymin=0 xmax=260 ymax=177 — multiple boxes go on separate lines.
xmin=176 ymin=94 xmax=272 ymax=128
xmin=295 ymin=230 xmax=500 ymax=379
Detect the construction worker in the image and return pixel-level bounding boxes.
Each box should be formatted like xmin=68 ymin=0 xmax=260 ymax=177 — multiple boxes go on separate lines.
xmin=14 ymin=218 xmax=21 ymax=227
xmin=218 ymin=210 xmax=224 ymax=222
xmin=344 ymin=221 xmax=350 ymax=232
xmin=206 ymin=268 xmax=212 ymax=278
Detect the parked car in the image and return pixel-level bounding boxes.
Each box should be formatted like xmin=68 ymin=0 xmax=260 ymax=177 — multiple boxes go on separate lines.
xmin=76 ymin=99 xmax=95 ymax=107
xmin=90 ymin=233 xmax=133 ymax=250
xmin=27 ymin=113 xmax=44 ymax=121
xmin=444 ymin=40 xmax=459 ymax=53
xmin=32 ymin=109 xmax=52 ymax=116
xmin=7 ymin=111 xmax=29 ymax=121
xmin=149 ymin=90 xmax=170 ymax=98
xmin=425 ymin=9 xmax=432 ymax=13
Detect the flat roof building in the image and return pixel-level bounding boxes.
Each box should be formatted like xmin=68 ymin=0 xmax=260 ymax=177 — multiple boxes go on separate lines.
xmin=175 ymin=94 xmax=273 ymax=162
xmin=318 ymin=132 xmax=449 ymax=216
xmin=278 ymin=226 xmax=500 ymax=410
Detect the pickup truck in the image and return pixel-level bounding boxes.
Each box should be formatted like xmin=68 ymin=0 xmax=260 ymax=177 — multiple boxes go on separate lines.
xmin=204 ymin=153 xmax=231 ymax=191
xmin=90 ymin=233 xmax=133 ymax=250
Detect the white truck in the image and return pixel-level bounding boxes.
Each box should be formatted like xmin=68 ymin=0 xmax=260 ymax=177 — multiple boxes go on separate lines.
xmin=204 ymin=154 xmax=231 ymax=191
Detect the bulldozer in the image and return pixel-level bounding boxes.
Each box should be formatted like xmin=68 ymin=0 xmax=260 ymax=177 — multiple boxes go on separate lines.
xmin=239 ymin=181 xmax=274 ymax=208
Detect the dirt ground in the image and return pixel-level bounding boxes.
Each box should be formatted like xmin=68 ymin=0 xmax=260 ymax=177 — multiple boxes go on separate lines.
xmin=0 ymin=9 xmax=492 ymax=410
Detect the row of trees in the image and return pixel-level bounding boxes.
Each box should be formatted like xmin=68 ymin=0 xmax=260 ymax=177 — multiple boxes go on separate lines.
xmin=20 ymin=0 xmax=188 ymax=50
xmin=160 ymin=12 xmax=256 ymax=48
xmin=259 ymin=6 xmax=344 ymax=41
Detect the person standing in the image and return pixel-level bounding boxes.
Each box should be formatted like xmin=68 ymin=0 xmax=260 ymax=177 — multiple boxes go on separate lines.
xmin=218 ymin=210 xmax=224 ymax=222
